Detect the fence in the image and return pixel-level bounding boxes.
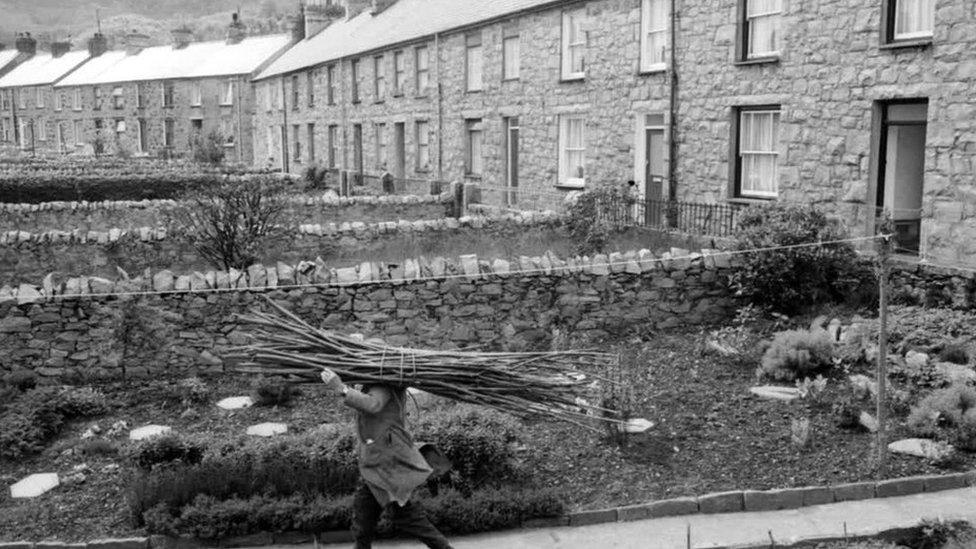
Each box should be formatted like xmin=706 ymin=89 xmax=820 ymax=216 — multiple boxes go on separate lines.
xmin=594 ymin=194 xmax=747 ymax=238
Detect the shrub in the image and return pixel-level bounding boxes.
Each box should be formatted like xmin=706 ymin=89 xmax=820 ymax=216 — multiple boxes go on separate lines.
xmin=142 ymin=487 xmax=561 ymax=539
xmin=906 ymin=385 xmax=976 ymax=443
xmin=898 ymin=519 xmax=976 ymax=549
xmin=938 ymin=343 xmax=971 ymax=366
xmin=128 ymin=431 xmax=360 ymax=523
xmin=78 ymin=439 xmax=120 ymax=457
xmin=413 ymin=405 xmax=522 ymax=492
xmin=730 ymin=204 xmax=873 ymax=314
xmin=179 ymin=176 xmax=286 ymax=270
xmin=760 ymin=329 xmax=836 ymax=381
xmin=191 ymin=130 xmax=227 ymax=165
xmin=832 ymin=394 xmax=863 ymax=430
xmin=173 ymin=377 xmax=212 ymax=407
xmin=129 ymin=434 xmax=206 ymax=470
xmin=0 ymin=386 xmax=109 ymax=459
xmin=566 ymin=186 xmax=632 ymax=256
xmin=251 ymin=377 xmax=299 ymax=407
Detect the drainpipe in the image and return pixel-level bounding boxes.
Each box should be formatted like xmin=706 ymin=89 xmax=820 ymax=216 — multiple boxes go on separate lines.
xmin=667 ymin=0 xmax=679 ymax=206
xmin=235 ymin=76 xmax=244 ymax=164
xmin=435 ymin=32 xmax=444 ymax=183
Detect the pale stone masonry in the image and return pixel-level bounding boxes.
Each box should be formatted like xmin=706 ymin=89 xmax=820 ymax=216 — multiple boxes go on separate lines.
xmin=674 ymin=0 xmax=976 ymax=266
xmin=254 ymin=0 xmax=670 ymax=210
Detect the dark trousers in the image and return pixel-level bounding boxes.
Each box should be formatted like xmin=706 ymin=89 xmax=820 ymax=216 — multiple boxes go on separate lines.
xmin=352 ymin=483 xmax=453 ymax=549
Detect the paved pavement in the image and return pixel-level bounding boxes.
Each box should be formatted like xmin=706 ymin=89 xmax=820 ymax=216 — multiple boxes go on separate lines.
xmin=293 ymin=486 xmax=976 ymax=549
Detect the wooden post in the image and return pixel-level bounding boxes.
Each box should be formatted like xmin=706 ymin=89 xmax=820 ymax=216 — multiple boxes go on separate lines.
xmin=876 ymin=214 xmax=894 ymax=474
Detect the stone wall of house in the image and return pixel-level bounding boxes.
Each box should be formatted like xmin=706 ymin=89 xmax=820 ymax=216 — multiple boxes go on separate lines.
xmin=0 ymin=193 xmax=453 ymax=232
xmin=675 ymin=0 xmax=976 ymax=266
xmin=255 ymin=0 xmax=670 ymax=204
xmin=0 ymin=212 xmax=560 ymax=285
xmin=0 ymin=247 xmax=737 ymax=382
xmin=891 ymin=260 xmax=976 ymax=310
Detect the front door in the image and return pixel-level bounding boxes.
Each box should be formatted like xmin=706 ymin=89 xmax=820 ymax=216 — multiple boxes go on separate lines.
xmin=280 ymin=125 xmax=289 ymax=172
xmin=643 ymin=114 xmax=666 ymax=226
xmin=505 ymin=117 xmax=520 ymax=206
xmin=393 ymin=122 xmax=405 ymax=179
xmin=877 ymin=100 xmax=927 ymax=254
xmin=353 ymin=124 xmax=363 ymax=185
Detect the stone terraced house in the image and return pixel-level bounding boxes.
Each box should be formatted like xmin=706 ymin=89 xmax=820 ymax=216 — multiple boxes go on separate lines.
xmin=672 ymin=0 xmax=976 ymax=266
xmin=43 ymin=23 xmax=291 ymax=163
xmin=0 ymin=37 xmax=94 ymax=155
xmin=254 ymin=0 xmax=673 ymax=208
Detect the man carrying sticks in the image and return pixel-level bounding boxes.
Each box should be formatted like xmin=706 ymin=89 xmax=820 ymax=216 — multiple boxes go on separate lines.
xmin=320 ymin=368 xmax=454 ymax=549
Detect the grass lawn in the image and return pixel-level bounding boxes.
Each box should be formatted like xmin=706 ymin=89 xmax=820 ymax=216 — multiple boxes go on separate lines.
xmin=2 ymin=307 xmax=975 ymax=542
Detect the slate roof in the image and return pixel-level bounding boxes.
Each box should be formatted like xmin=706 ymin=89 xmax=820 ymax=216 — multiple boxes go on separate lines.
xmin=0 ymin=50 xmax=90 ymax=88
xmin=255 ymin=0 xmax=559 ymax=80
xmin=54 ymin=33 xmax=292 ymax=87
xmin=0 ymin=50 xmax=21 ymax=73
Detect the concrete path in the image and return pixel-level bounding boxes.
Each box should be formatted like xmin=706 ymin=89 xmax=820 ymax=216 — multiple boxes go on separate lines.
xmin=295 ymin=486 xmax=976 ymax=549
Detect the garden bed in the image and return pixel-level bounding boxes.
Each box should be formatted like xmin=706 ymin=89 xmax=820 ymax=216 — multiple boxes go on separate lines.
xmin=2 ymin=306 xmax=975 ymax=543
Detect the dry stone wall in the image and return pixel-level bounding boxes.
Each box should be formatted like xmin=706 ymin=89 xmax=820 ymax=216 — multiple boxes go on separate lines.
xmin=0 ymin=248 xmax=738 ymax=383
xmin=0 ymin=211 xmax=561 ymax=285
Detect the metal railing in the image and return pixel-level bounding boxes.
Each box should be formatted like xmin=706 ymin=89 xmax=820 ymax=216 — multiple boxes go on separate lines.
xmin=595 ymin=194 xmax=747 ymax=238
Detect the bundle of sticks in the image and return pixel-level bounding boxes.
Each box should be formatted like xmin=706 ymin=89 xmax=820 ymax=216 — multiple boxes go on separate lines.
xmin=229 ymin=301 xmax=624 ymax=430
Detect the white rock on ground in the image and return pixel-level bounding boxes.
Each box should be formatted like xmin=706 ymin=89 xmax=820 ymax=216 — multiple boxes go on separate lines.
xmin=749 ymin=386 xmax=801 ymax=402
xmin=888 ymin=438 xmax=954 ymax=460
xmin=217 ymin=396 xmax=254 ymax=410
xmin=934 ymin=362 xmax=976 ymax=385
xmin=10 ymin=473 xmax=59 ymax=498
xmin=619 ymin=418 xmax=655 ymax=434
xmin=246 ymin=423 xmax=288 ymax=437
xmin=128 ymin=425 xmax=172 ymax=441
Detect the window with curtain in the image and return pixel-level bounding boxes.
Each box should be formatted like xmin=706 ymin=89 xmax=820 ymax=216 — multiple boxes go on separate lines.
xmin=306 ymin=71 xmax=315 ymax=107
xmin=291 ymin=75 xmax=300 ymax=109
xmin=416 ymin=120 xmax=430 ymax=171
xmin=36 ymin=88 xmax=44 ymax=109
xmin=737 ymin=108 xmax=780 ymax=198
xmin=394 ymin=50 xmax=406 ymax=95
xmin=558 ymin=116 xmax=586 ymax=187
xmin=503 ymin=34 xmax=520 ymax=80
xmin=890 ymin=0 xmax=935 ymax=40
xmin=415 ymin=46 xmax=430 ymax=95
xmin=18 ymin=89 xmax=26 ymax=109
xmin=73 ymin=89 xmax=82 ymax=110
xmin=54 ymin=92 xmax=63 ymax=111
xmin=466 ymin=34 xmax=483 ymax=92
xmin=112 ymin=87 xmax=125 ymax=109
xmin=744 ymin=0 xmax=782 ymax=58
xmin=72 ymin=120 xmax=81 ymax=145
xmin=641 ymin=0 xmax=668 ymax=71
xmin=351 ymin=59 xmax=361 ymax=103
xmin=37 ymin=119 xmax=47 ymax=141
xmin=561 ymin=9 xmax=586 ymax=79
xmin=164 ymin=119 xmax=175 ymax=147
xmin=191 ymin=82 xmax=203 ymax=107
xmin=465 ymin=119 xmax=483 ymax=176
xmin=307 ymin=123 xmax=315 ymax=161
xmin=222 ymin=81 xmax=235 ymax=106
xmin=93 ymin=87 xmax=103 ymax=111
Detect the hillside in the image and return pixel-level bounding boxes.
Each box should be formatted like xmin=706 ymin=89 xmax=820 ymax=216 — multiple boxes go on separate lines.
xmin=0 ymin=0 xmax=295 ymax=50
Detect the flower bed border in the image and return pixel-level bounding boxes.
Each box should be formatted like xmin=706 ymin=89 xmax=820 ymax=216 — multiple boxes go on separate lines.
xmin=2 ymin=471 xmax=973 ymax=548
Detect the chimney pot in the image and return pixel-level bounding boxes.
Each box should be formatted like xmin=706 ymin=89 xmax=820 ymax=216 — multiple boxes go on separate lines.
xmin=171 ymin=27 xmax=193 ymax=49
xmin=15 ymin=32 xmax=37 ymax=55
xmin=50 ymin=41 xmax=72 ymax=58
xmin=87 ymin=32 xmax=108 ymax=57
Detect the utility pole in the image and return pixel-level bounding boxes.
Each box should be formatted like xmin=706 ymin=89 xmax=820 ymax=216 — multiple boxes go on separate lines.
xmin=875 ymin=213 xmax=894 ymax=475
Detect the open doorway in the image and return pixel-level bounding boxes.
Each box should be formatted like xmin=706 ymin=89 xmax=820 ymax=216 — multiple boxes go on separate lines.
xmin=876 ymin=100 xmax=927 ymax=254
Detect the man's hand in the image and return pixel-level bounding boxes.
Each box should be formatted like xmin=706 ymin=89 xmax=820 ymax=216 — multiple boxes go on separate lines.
xmin=320 ymin=368 xmax=346 ymax=395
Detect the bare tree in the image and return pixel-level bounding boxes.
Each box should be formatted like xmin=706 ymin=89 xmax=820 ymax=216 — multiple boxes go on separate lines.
xmin=181 ymin=176 xmax=287 ymax=270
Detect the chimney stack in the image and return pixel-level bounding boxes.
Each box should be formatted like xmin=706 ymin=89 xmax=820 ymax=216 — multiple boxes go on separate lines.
xmin=87 ymin=32 xmax=108 ymax=57
xmin=290 ymin=5 xmax=307 ymax=42
xmin=15 ymin=33 xmax=37 ymax=55
xmin=124 ymin=31 xmax=150 ymax=55
xmin=304 ymin=1 xmax=346 ymax=37
xmin=171 ymin=26 xmax=193 ymax=49
xmin=345 ymin=0 xmax=373 ymax=19
xmin=50 ymin=40 xmax=72 ymax=58
xmin=227 ymin=12 xmax=247 ymax=44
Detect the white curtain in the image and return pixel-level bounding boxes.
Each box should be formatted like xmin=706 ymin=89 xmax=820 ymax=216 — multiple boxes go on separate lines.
xmin=747 ymin=0 xmax=781 ymax=56
xmin=895 ymin=0 xmax=935 ymax=37
xmin=740 ymin=111 xmax=779 ymax=196
xmin=561 ymin=117 xmax=586 ymax=183
xmin=642 ymin=0 xmax=668 ymax=68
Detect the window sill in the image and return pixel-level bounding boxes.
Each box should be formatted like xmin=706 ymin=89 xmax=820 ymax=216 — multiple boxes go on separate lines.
xmin=727 ymin=195 xmax=776 ymax=204
xmin=392 ymin=92 xmax=404 ymax=98
xmin=191 ymin=105 xmax=203 ymax=108
xmin=464 ymin=174 xmax=482 ymax=180
xmin=373 ymin=100 xmax=385 ymax=105
xmin=555 ymin=181 xmax=586 ymax=190
xmin=466 ymin=89 xmax=483 ymax=94
xmin=415 ymin=94 xmax=430 ymax=100
xmin=415 ymin=169 xmax=431 ymax=174
xmin=352 ymin=100 xmax=362 ymax=105
xmin=638 ymin=67 xmax=667 ymax=76
xmin=559 ymin=75 xmax=586 ymax=83
xmin=502 ymin=77 xmax=520 ymax=83
xmin=220 ymin=103 xmax=234 ymax=107
xmin=734 ymin=56 xmax=780 ymax=67
xmin=880 ymin=38 xmax=932 ymax=51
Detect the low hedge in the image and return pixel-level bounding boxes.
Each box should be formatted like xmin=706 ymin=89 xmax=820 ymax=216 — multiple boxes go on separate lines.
xmin=0 ymin=174 xmax=235 ymax=203
xmin=0 ymin=386 xmax=110 ymax=459
xmin=142 ymin=487 xmax=565 ymax=539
